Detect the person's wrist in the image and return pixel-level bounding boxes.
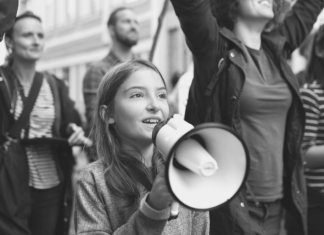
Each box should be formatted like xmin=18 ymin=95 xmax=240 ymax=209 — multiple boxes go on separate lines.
xmin=146 ymin=193 xmax=164 ymax=211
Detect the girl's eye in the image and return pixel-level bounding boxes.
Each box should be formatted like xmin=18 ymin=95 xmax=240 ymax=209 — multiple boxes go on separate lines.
xmin=158 ymin=93 xmax=167 ymax=99
xmin=130 ymin=93 xmax=143 ymax=98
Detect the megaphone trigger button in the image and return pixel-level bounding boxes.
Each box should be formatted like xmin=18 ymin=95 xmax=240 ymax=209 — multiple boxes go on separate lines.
xmin=168 ymin=214 xmax=179 ymax=221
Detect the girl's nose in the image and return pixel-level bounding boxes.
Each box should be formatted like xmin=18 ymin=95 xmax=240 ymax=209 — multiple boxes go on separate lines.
xmin=146 ymin=97 xmax=160 ymax=112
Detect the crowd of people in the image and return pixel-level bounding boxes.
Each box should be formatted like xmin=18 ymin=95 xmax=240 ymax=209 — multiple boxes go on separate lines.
xmin=0 ymin=0 xmax=324 ymax=235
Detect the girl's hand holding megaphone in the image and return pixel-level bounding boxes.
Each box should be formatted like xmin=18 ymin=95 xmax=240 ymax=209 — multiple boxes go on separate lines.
xmin=146 ymin=171 xmax=179 ymax=217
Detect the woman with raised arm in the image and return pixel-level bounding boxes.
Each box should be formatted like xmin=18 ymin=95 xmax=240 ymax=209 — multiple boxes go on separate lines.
xmin=169 ymin=0 xmax=324 ymax=234
xmin=74 ymin=59 xmax=209 ymax=235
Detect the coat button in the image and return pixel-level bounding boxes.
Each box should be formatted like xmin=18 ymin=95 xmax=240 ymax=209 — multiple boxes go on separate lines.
xmin=0 ymin=77 xmax=3 ymax=82
xmin=218 ymin=58 xmax=224 ymax=68
xmin=231 ymin=96 xmax=237 ymax=102
xmin=297 ymin=190 xmax=300 ymax=194
xmin=240 ymin=202 xmax=245 ymax=207
xmin=230 ymin=52 xmax=235 ymax=58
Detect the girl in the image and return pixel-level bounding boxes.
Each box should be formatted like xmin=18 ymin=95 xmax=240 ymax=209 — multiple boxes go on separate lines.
xmin=74 ymin=59 xmax=209 ymax=234
xmin=169 ymin=0 xmax=324 ymax=234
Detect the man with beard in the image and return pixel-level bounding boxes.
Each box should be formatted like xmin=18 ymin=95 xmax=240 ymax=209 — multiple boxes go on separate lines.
xmin=83 ymin=7 xmax=139 ymax=136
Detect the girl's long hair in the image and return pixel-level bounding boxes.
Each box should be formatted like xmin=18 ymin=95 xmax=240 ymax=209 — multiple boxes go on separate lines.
xmin=92 ymin=59 xmax=166 ymax=205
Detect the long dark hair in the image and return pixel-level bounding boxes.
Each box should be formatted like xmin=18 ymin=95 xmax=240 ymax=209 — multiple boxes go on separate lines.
xmin=210 ymin=0 xmax=290 ymax=30
xmin=93 ymin=59 xmax=166 ymax=205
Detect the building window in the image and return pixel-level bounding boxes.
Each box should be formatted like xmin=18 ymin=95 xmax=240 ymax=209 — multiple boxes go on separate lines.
xmin=67 ymin=0 xmax=77 ymax=20
xmin=92 ymin=0 xmax=102 ymax=13
xmin=56 ymin=0 xmax=67 ymax=25
xmin=45 ymin=0 xmax=55 ymax=29
xmin=79 ymin=0 xmax=92 ymax=17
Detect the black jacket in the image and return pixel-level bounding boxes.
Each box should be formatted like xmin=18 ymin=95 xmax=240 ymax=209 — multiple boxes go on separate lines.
xmin=0 ymin=67 xmax=78 ymax=235
xmin=170 ymin=0 xmax=324 ymax=234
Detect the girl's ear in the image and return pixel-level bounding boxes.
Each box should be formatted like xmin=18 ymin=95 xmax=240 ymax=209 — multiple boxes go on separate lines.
xmin=99 ymin=105 xmax=115 ymax=124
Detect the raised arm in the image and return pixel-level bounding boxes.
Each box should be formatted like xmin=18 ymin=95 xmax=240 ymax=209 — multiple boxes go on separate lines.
xmin=170 ymin=0 xmax=220 ymax=59
xmin=278 ymin=0 xmax=324 ymax=52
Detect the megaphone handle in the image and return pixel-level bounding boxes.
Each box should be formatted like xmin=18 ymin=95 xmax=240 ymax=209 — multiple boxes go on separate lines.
xmin=169 ymin=202 xmax=179 ymax=220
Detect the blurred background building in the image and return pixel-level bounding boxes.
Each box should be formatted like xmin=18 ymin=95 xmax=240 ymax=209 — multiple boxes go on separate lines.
xmin=2 ymin=0 xmax=192 ymax=123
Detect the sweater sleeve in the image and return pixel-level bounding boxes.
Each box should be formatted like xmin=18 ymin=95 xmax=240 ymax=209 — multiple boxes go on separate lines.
xmin=75 ymin=170 xmax=169 ymax=235
xmin=300 ymin=87 xmax=320 ymax=153
xmin=192 ymin=210 xmax=210 ymax=235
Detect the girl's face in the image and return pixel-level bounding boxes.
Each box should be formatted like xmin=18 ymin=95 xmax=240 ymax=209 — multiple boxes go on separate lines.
xmin=8 ymin=18 xmax=44 ymax=62
xmin=111 ymin=68 xmax=169 ymax=148
xmin=238 ymin=0 xmax=274 ymax=21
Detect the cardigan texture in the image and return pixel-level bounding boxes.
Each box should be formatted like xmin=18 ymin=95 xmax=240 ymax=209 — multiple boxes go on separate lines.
xmin=75 ymin=160 xmax=210 ymax=235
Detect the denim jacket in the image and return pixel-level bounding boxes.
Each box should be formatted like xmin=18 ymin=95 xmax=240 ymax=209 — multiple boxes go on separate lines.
xmin=170 ymin=0 xmax=324 ymax=234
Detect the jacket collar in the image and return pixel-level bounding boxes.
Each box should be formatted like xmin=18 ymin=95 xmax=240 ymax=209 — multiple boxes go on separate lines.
xmin=220 ymin=27 xmax=248 ymax=60
xmin=220 ymin=27 xmax=288 ymax=59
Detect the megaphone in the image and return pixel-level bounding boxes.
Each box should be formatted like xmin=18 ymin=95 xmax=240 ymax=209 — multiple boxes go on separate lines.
xmin=152 ymin=115 xmax=249 ymax=212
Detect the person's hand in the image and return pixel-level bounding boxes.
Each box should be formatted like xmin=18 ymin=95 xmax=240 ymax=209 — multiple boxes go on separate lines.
xmin=146 ymin=171 xmax=175 ymax=211
xmin=67 ymin=123 xmax=93 ymax=147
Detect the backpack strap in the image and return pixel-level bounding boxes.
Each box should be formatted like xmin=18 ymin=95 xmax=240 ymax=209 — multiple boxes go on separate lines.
xmin=7 ymin=72 xmax=43 ymax=140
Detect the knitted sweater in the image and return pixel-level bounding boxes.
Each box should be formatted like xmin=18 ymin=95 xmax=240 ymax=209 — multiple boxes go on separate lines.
xmin=74 ymin=161 xmax=210 ymax=235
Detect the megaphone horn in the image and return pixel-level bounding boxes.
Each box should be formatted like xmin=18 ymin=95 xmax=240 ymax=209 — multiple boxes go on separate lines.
xmin=152 ymin=115 xmax=249 ymax=211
